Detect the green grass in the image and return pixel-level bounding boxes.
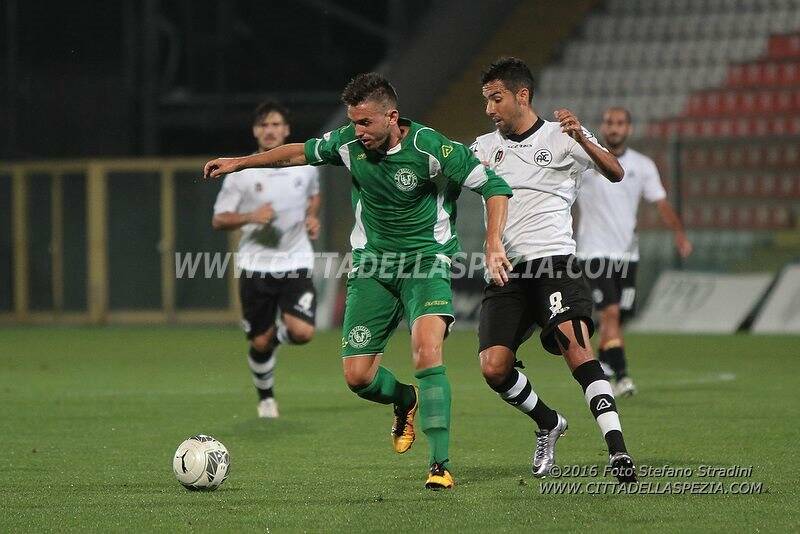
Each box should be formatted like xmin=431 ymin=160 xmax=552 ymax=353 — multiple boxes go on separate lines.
xmin=1 ymin=327 xmax=798 ymax=532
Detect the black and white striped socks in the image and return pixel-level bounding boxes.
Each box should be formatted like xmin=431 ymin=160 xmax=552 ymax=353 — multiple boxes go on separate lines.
xmin=572 ymin=360 xmax=627 ymax=454
xmin=490 ymin=368 xmax=559 ymax=431
xmin=248 ymin=346 xmax=277 ymax=400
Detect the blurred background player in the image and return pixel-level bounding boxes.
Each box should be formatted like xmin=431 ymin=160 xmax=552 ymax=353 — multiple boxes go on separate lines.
xmin=473 ymin=58 xmax=637 ymax=482
xmin=212 ymin=101 xmax=321 ymax=418
xmin=205 ymin=73 xmax=512 ymax=490
xmin=576 ymin=107 xmax=692 ymax=397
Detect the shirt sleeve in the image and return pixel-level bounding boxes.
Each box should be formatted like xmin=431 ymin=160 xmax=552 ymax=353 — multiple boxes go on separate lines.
xmin=642 ymin=158 xmax=667 ymax=202
xmin=306 ymin=167 xmax=320 ymax=196
xmin=469 ymin=139 xmax=488 ymax=165
xmin=303 ymin=126 xmax=346 ymax=166
xmin=213 ymin=174 xmax=242 ymax=214
xmin=569 ymin=127 xmax=608 ymax=173
xmin=436 ymin=137 xmax=512 ymax=200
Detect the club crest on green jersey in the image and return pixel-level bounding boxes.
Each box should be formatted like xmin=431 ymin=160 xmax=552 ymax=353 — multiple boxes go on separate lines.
xmin=347 ymin=325 xmax=372 ymax=348
xmin=393 ymin=168 xmax=418 ymax=191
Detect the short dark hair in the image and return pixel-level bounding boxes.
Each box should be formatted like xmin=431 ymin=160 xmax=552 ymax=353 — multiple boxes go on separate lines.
xmin=604 ymin=106 xmax=632 ymax=124
xmin=253 ymin=101 xmax=290 ymax=126
xmin=481 ymin=57 xmax=535 ymax=103
xmin=341 ymin=72 xmax=398 ymax=108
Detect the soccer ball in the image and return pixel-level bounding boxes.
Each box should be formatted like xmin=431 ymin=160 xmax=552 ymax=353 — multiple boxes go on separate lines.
xmin=172 ymin=434 xmax=230 ymax=491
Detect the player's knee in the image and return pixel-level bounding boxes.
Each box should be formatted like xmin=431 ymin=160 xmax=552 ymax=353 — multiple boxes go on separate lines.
xmin=412 ymin=343 xmax=442 ymax=369
xmin=479 ymin=349 xmax=513 ymax=387
xmin=250 ymin=334 xmax=272 ymax=353
xmin=480 ymin=360 xmax=508 ymax=387
xmin=343 ymin=366 xmax=372 ymax=390
xmin=288 ymin=324 xmax=314 ymax=345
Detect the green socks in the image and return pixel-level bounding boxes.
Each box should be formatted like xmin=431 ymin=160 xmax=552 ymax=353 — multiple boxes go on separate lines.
xmin=415 ymin=365 xmax=451 ymax=468
xmin=351 ymin=364 xmax=451 ymax=468
xmin=352 ymin=365 xmax=415 ymax=408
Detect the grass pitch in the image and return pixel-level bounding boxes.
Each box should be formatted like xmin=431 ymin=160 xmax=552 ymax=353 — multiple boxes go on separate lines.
xmin=1 ymin=327 xmax=797 ymax=532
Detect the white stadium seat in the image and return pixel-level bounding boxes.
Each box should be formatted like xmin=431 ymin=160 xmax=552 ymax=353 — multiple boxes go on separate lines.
xmin=533 ymin=2 xmax=795 ymax=136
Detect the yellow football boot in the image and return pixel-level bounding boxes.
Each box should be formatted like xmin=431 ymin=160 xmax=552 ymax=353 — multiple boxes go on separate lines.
xmin=391 ymin=386 xmax=418 ymax=453
xmin=425 ymin=462 xmax=454 ymax=490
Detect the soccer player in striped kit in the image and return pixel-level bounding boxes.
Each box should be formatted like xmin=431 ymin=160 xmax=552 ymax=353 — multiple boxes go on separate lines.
xmin=577 ymin=107 xmax=692 ymax=397
xmin=472 ymin=58 xmax=637 ymax=482
xmin=212 ymin=102 xmax=321 ymax=419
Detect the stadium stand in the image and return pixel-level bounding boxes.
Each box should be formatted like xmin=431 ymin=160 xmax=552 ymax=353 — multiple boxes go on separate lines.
xmin=536 ymin=1 xmax=800 ymax=132
xmin=424 ymin=0 xmax=800 ymax=304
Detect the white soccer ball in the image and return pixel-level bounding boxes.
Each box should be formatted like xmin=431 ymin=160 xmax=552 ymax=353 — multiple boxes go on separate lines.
xmin=172 ymin=434 xmax=230 ymax=491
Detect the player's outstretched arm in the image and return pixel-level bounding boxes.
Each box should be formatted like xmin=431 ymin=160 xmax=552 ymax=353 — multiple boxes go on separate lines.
xmin=305 ymin=193 xmax=322 ymax=240
xmin=555 ymin=109 xmax=624 ymax=182
xmin=435 ymin=136 xmax=513 ymax=284
xmin=203 ymin=143 xmax=308 ymax=179
xmin=212 ymin=203 xmax=275 ymax=231
xmin=655 ymin=199 xmax=693 ymax=258
xmin=485 ymin=195 xmax=512 ymax=286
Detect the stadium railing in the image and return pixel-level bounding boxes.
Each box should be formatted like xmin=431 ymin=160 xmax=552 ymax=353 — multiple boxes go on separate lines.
xmin=0 ymin=158 xmax=239 ymax=325
xmin=2 ymin=135 xmax=799 ymax=326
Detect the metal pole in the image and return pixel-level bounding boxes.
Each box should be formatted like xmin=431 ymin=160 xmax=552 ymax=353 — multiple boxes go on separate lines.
xmin=160 ymin=167 xmax=176 ymax=322
xmin=12 ymin=167 xmax=28 ymax=320
xmin=87 ymin=164 xmax=109 ymax=324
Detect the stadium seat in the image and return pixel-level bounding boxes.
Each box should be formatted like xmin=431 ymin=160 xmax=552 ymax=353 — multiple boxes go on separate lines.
xmin=537 ymin=2 xmax=800 ymax=142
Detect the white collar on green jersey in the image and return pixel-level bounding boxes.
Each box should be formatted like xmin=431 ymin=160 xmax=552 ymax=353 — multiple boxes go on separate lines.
xmin=386 ymin=142 xmax=402 ymax=155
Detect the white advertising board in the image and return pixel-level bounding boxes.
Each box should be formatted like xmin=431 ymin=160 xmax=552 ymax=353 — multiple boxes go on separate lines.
xmin=752 ymin=265 xmax=800 ymax=334
xmin=630 ymin=271 xmax=773 ymax=333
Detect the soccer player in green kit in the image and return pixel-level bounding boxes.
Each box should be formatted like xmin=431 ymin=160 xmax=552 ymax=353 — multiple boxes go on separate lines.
xmin=204 ymin=73 xmax=512 ymax=489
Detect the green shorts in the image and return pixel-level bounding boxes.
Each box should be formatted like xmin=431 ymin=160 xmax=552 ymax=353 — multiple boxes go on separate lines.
xmin=340 ymin=253 xmax=455 ymax=357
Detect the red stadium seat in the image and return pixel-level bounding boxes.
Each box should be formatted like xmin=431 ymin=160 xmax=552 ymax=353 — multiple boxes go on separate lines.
xmin=768 ymin=33 xmax=800 ymax=59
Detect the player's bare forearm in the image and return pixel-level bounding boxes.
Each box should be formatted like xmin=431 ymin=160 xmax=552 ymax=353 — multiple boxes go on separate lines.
xmin=204 ymin=143 xmax=307 ymax=179
xmin=485 ymin=195 xmax=512 ymax=286
xmin=485 ymin=195 xmax=507 ymax=245
xmin=304 ymin=193 xmax=322 ymax=240
xmin=212 ymin=204 xmax=274 ymax=231
xmin=246 ymin=143 xmax=307 ymax=168
xmin=580 ymin=138 xmax=624 ymax=182
xmin=656 ymin=199 xmax=685 ymax=234
xmin=211 ymin=212 xmax=250 ymax=231
xmin=555 ymin=108 xmax=623 ymax=182
xmin=306 ymin=193 xmax=321 ymax=218
xmin=656 ymin=199 xmax=693 ymax=257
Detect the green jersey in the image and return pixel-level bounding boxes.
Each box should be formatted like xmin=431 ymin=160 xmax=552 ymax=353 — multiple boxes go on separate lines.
xmin=303 ymin=118 xmax=511 ymax=257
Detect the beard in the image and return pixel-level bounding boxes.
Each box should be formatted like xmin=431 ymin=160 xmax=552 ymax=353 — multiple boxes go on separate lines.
xmin=496 ymin=107 xmax=528 ymax=136
xmin=496 ymin=119 xmax=513 ymax=136
xmin=604 ymin=134 xmax=626 ymax=150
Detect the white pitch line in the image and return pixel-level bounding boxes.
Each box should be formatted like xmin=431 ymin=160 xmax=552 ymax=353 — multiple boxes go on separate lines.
xmin=652 ymin=372 xmax=736 ymax=387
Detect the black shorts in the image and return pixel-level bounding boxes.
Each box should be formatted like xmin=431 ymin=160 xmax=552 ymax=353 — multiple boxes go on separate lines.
xmin=478 ymin=255 xmax=595 ymax=356
xmin=239 ymin=269 xmax=316 ymax=339
xmin=582 ymin=258 xmax=638 ymax=319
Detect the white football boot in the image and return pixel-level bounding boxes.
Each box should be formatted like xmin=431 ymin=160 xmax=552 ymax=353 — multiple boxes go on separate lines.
xmin=614 ymin=377 xmax=637 ymax=398
xmin=257 ymin=398 xmax=279 ymax=418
